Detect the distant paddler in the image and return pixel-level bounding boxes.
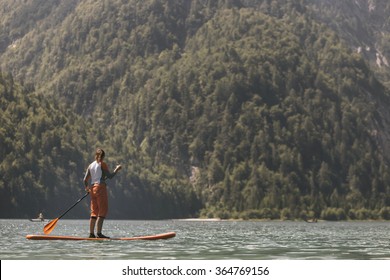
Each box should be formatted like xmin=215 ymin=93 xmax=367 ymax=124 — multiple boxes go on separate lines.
xmin=29 ymin=212 xmax=45 ymax=222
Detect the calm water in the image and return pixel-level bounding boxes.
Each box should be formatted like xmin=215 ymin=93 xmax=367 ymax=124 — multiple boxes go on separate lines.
xmin=1 ymin=219 xmax=390 ymax=260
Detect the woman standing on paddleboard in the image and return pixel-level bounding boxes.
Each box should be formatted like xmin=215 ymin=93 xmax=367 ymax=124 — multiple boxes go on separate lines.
xmin=83 ymin=148 xmax=121 ymax=238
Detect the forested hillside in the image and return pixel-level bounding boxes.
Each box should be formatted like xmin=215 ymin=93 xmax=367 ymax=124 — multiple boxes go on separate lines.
xmin=1 ymin=0 xmax=390 ymax=220
xmin=0 ymin=72 xmax=92 ymax=217
xmin=308 ymin=0 xmax=390 ymax=88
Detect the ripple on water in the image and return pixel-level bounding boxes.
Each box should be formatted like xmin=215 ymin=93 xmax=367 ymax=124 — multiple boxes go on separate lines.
xmin=2 ymin=220 xmax=390 ymax=259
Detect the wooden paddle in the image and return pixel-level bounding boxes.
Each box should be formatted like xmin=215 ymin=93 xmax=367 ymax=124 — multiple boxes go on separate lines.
xmin=43 ymin=192 xmax=89 ymax=234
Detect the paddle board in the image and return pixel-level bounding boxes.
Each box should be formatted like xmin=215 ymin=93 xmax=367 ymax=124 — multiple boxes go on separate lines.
xmin=26 ymin=231 xmax=176 ymax=241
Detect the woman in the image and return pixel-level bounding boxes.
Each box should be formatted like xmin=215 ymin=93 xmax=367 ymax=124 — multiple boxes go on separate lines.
xmin=83 ymin=148 xmax=121 ymax=238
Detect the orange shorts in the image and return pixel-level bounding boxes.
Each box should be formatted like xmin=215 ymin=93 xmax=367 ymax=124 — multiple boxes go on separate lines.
xmin=90 ymin=183 xmax=108 ymax=218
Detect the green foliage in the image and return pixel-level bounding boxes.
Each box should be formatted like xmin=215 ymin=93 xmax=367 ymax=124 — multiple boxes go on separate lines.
xmin=1 ymin=0 xmax=390 ymax=219
xmin=307 ymin=0 xmax=390 ymax=87
xmin=321 ymin=208 xmax=347 ymax=221
xmin=0 ymin=72 xmax=92 ymax=218
xmin=379 ymin=207 xmax=390 ymax=220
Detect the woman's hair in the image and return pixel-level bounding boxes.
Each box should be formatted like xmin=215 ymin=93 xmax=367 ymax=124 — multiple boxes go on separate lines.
xmin=95 ymin=148 xmax=105 ymax=161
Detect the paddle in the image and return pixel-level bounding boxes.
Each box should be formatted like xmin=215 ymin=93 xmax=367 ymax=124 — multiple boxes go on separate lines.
xmin=43 ymin=192 xmax=89 ymax=235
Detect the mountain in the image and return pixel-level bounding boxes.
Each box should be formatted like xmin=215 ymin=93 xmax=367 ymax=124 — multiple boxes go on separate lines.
xmin=308 ymin=0 xmax=390 ymax=88
xmin=0 ymin=72 xmax=92 ymax=217
xmin=1 ymin=0 xmax=390 ymax=220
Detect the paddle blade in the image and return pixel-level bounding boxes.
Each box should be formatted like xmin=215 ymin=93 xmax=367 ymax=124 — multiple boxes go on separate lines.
xmin=43 ymin=218 xmax=59 ymax=235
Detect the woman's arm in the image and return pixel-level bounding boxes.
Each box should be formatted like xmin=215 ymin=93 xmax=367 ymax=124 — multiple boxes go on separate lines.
xmin=83 ymin=168 xmax=91 ymax=190
xmin=101 ymin=162 xmax=121 ymax=180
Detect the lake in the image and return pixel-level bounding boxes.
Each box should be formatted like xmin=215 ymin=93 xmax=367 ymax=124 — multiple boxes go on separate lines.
xmin=1 ymin=219 xmax=390 ymax=260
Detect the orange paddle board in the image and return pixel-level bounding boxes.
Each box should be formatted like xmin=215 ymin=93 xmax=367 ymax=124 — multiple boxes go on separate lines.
xmin=26 ymin=231 xmax=176 ymax=241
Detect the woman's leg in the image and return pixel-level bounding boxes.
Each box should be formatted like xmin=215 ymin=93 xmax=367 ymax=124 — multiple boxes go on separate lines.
xmin=89 ymin=216 xmax=97 ymax=237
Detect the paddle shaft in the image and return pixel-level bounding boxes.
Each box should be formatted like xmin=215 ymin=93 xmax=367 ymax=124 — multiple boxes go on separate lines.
xmin=44 ymin=192 xmax=89 ymax=234
xmin=58 ymin=192 xmax=89 ymax=220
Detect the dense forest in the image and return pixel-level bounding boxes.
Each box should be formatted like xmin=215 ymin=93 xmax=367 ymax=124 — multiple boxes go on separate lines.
xmin=1 ymin=0 xmax=390 ymax=220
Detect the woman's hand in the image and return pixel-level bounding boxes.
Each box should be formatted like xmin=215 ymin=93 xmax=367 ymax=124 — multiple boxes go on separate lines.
xmin=114 ymin=165 xmax=122 ymax=173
